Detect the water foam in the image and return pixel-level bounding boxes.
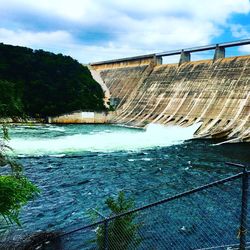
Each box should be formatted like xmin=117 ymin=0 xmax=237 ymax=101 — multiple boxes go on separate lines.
xmin=8 ymin=123 xmax=201 ymax=156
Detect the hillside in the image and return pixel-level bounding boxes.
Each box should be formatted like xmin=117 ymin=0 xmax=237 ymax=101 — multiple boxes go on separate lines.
xmin=0 ymin=43 xmax=106 ymax=118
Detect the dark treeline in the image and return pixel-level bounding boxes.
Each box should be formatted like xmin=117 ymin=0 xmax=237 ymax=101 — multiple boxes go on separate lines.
xmin=0 ymin=43 xmax=105 ymax=118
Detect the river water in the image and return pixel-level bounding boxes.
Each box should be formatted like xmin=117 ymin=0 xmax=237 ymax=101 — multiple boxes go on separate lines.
xmin=2 ymin=124 xmax=250 ymax=245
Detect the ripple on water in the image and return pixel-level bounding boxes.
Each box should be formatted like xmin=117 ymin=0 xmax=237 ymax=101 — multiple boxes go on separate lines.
xmin=2 ymin=124 xmax=249 ymax=243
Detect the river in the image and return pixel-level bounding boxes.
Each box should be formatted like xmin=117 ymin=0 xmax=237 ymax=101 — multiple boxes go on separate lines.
xmin=1 ymin=124 xmax=250 ymax=246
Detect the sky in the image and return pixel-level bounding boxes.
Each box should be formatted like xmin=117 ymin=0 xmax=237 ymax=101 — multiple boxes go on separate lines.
xmin=0 ymin=0 xmax=250 ymax=63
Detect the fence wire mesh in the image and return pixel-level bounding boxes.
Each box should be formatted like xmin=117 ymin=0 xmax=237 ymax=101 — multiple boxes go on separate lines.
xmin=132 ymin=178 xmax=242 ymax=249
xmin=1 ymin=172 xmax=249 ymax=250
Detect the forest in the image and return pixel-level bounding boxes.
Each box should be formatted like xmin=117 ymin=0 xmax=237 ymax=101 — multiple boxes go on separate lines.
xmin=0 ymin=43 xmax=106 ymax=118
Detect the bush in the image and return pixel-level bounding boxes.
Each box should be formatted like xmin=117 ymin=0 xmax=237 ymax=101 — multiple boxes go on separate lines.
xmin=0 ymin=175 xmax=39 ymax=225
xmin=96 ymin=192 xmax=141 ymax=250
xmin=0 ymin=125 xmax=39 ymax=228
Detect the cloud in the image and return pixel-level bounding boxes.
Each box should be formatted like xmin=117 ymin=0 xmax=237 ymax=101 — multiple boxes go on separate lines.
xmin=0 ymin=28 xmax=73 ymax=51
xmin=0 ymin=28 xmax=146 ymax=62
xmin=230 ymin=24 xmax=250 ymax=54
xmin=231 ymin=24 xmax=250 ymax=38
xmin=239 ymin=45 xmax=250 ymax=54
xmin=116 ymin=17 xmax=219 ymax=51
xmin=0 ymin=0 xmax=250 ymax=62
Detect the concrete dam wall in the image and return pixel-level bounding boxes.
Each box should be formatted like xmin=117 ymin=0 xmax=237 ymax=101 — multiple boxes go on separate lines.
xmin=91 ymin=54 xmax=250 ymax=143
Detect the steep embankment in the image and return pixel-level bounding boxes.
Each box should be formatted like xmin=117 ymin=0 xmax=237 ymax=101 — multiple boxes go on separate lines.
xmin=94 ymin=56 xmax=250 ymax=142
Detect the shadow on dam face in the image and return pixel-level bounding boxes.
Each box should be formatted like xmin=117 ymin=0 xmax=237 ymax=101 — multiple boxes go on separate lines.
xmin=91 ymin=55 xmax=250 ymax=143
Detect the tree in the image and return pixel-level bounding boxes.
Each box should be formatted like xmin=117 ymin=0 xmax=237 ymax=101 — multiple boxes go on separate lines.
xmin=0 ymin=80 xmax=23 ymax=117
xmin=96 ymin=192 xmax=141 ymax=250
xmin=0 ymin=43 xmax=106 ymax=118
xmin=0 ymin=125 xmax=39 ymax=229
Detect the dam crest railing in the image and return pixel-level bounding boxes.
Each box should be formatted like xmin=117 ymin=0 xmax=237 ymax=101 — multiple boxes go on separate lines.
xmin=90 ymin=38 xmax=250 ymax=66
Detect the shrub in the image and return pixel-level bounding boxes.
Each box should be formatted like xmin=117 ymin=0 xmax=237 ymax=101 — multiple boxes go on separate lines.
xmin=96 ymin=192 xmax=141 ymax=250
xmin=0 ymin=125 xmax=39 ymax=228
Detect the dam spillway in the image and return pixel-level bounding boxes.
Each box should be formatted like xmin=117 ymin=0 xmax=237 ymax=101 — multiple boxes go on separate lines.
xmin=91 ymin=44 xmax=250 ymax=143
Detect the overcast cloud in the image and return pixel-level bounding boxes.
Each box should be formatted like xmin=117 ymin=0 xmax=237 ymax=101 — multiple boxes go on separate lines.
xmin=0 ymin=0 xmax=250 ymax=63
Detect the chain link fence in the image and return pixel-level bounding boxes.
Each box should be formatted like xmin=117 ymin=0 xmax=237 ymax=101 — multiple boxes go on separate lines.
xmin=1 ymin=165 xmax=249 ymax=249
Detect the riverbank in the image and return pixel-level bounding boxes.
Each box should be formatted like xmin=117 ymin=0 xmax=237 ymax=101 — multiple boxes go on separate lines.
xmin=47 ymin=111 xmax=115 ymax=124
xmin=0 ymin=111 xmax=115 ymax=125
xmin=0 ymin=117 xmax=45 ymax=124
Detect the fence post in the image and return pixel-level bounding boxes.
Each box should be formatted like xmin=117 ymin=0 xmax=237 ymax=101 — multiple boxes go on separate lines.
xmin=104 ymin=220 xmax=109 ymax=250
xmin=239 ymin=169 xmax=248 ymax=250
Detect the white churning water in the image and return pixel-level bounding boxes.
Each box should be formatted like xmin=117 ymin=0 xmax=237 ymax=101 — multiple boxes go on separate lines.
xmin=8 ymin=123 xmax=202 ymax=156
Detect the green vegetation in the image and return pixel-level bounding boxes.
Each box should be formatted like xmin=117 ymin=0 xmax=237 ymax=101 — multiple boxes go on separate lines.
xmin=0 ymin=126 xmax=39 ymax=228
xmin=0 ymin=43 xmax=106 ymax=118
xmin=0 ymin=175 xmax=39 ymax=226
xmin=96 ymin=192 xmax=141 ymax=250
xmin=0 ymin=80 xmax=23 ymax=117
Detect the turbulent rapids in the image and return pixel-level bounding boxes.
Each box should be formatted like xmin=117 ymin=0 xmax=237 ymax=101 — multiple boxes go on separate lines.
xmin=8 ymin=123 xmax=201 ymax=156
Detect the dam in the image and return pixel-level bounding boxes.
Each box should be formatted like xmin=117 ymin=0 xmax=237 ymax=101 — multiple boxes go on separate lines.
xmin=90 ymin=40 xmax=250 ymax=143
